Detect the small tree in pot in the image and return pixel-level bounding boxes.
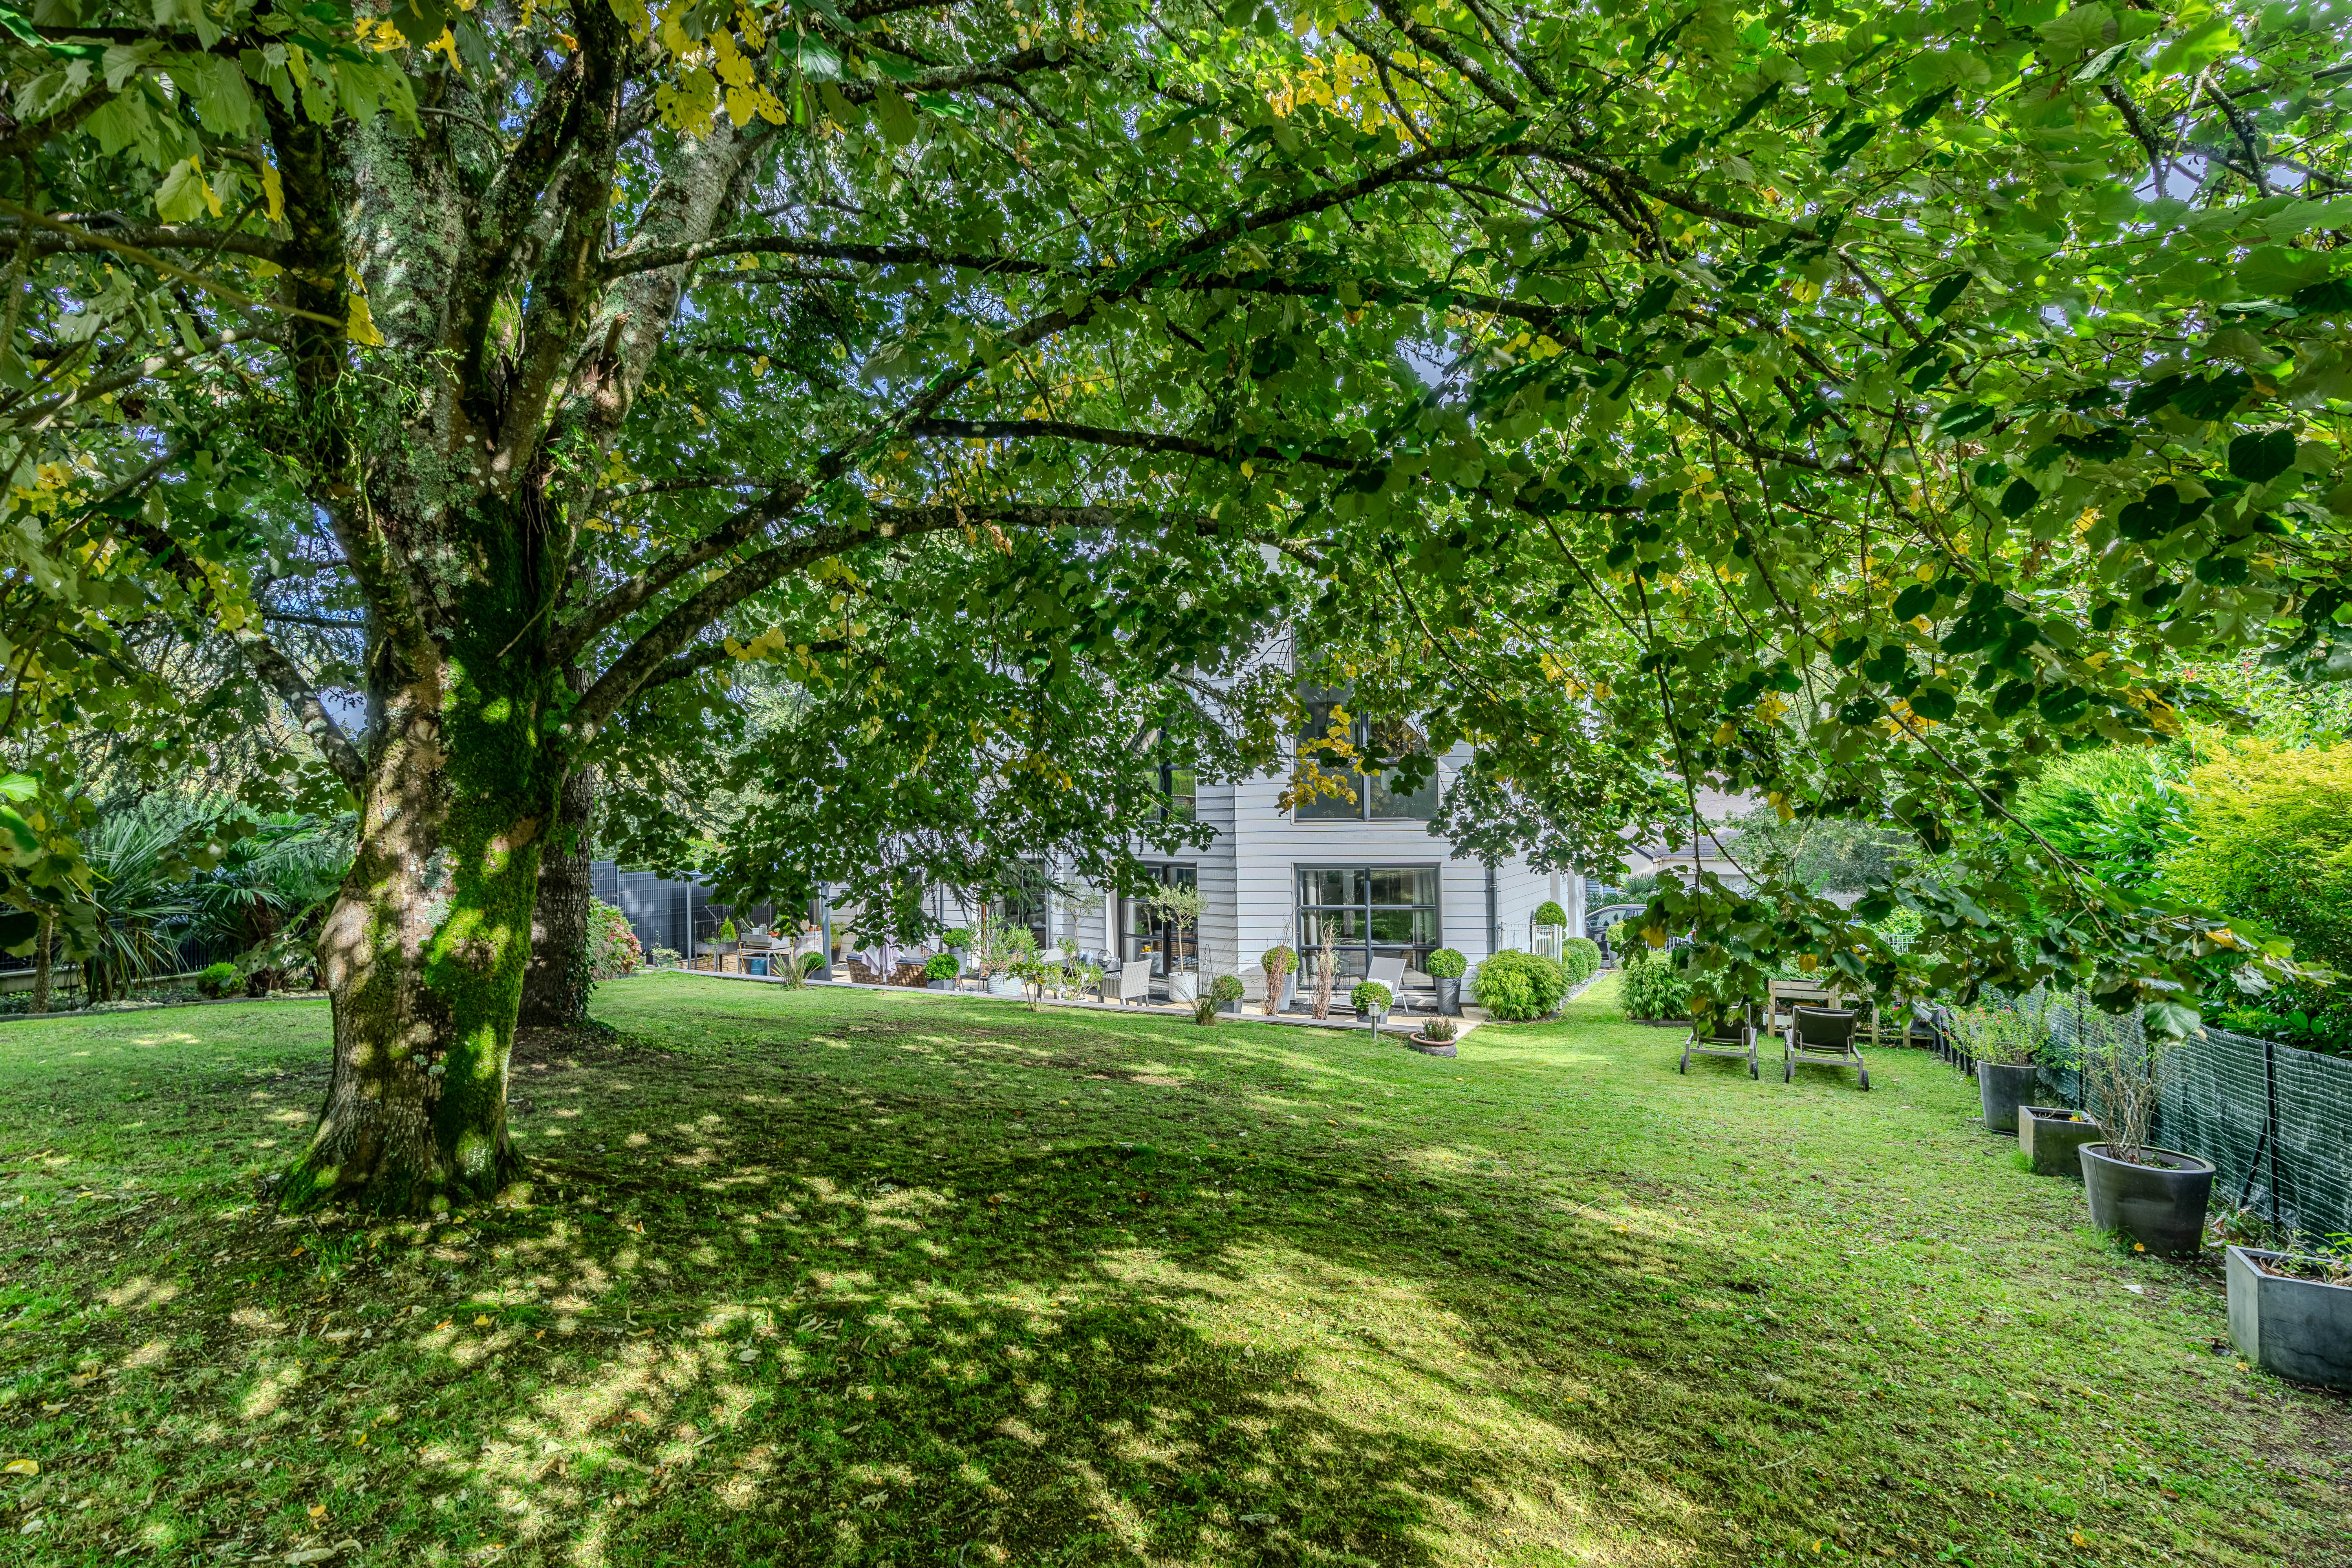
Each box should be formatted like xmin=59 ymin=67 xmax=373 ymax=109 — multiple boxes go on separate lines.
xmin=1957 ymin=1004 xmax=2045 ymax=1134
xmin=1152 ymin=885 xmax=1207 ymax=1003
xmin=1425 ymin=948 xmax=1468 ymax=1015
xmin=1259 ymin=945 xmax=1297 ymax=1014
xmin=1350 ymin=980 xmax=1394 ymax=1032
xmin=2079 ymin=1026 xmax=2212 ymax=1256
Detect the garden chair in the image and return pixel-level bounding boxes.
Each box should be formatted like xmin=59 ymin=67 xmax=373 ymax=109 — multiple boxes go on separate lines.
xmin=1680 ymin=1004 xmax=1760 ymax=1078
xmin=1111 ymin=962 xmax=1151 ymax=1006
xmin=1783 ymin=1004 xmax=1871 ymax=1089
xmin=1766 ymin=979 xmax=1843 ymax=1036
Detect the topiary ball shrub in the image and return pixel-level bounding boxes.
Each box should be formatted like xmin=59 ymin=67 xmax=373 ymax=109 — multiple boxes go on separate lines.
xmin=1473 ymin=950 xmax=1569 ymax=1021
xmin=1260 ymin=944 xmax=1296 ymax=977
xmin=1534 ymin=900 xmax=1568 ymax=928
xmin=1424 ymin=947 xmax=1467 ymax=979
xmin=1620 ymin=955 xmax=1693 ymax=1021
xmin=1349 ymin=981 xmax=1393 ymax=1017
xmin=1211 ymin=974 xmax=1246 ymax=1004
xmin=923 ymin=952 xmax=959 ymax=981
xmin=800 ymin=951 xmax=829 ymax=977
xmin=196 ymin=961 xmax=238 ymax=999
xmin=1562 ymin=937 xmax=1602 ymax=983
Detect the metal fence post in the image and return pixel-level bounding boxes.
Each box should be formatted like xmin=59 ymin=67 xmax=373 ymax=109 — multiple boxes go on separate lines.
xmin=2264 ymin=1037 xmax=2281 ymax=1224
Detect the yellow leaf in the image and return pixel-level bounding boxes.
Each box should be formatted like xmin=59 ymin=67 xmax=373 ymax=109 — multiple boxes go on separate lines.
xmin=260 ymin=161 xmax=284 ymax=223
xmin=346 ymin=295 xmax=384 ymax=347
xmin=711 ymin=28 xmax=754 ymax=86
xmin=308 ymin=1504 xmax=326 ymax=1519
xmin=3 ymin=1460 xmax=35 ymax=1476
xmin=473 ymin=1314 xmax=492 ymax=1326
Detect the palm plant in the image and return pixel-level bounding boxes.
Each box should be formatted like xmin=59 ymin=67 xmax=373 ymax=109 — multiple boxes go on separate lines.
xmin=79 ymin=801 xmax=205 ymax=1004
xmin=188 ymin=814 xmax=353 ymax=992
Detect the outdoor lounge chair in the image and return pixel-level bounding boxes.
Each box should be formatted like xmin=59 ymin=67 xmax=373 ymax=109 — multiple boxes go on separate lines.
xmin=1110 ymin=962 xmax=1151 ymax=1006
xmin=1365 ymin=954 xmax=1407 ymax=1007
xmin=1783 ymin=1004 xmax=1870 ymax=1089
xmin=1680 ymin=1005 xmax=1760 ymax=1078
xmin=1766 ymin=979 xmax=1844 ymax=1036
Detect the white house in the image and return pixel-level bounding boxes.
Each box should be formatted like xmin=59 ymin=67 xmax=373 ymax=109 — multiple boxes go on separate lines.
xmin=932 ymin=683 xmax=1574 ymax=1006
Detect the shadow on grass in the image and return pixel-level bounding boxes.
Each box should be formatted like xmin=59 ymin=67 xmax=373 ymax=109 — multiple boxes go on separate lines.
xmin=9 ymin=986 xmax=2211 ymax=1568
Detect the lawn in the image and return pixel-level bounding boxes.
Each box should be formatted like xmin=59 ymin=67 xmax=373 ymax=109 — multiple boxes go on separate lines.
xmin=0 ymin=974 xmax=2344 ymax=1568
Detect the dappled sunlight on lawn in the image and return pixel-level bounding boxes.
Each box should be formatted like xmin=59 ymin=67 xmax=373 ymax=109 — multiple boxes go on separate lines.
xmin=0 ymin=979 xmax=2342 ymax=1568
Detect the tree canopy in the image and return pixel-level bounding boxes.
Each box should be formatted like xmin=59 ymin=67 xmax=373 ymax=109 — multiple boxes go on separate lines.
xmin=3 ymin=0 xmax=2350 ymax=1206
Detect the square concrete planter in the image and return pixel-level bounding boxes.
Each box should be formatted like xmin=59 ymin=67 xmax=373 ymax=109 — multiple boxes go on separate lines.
xmin=2019 ymin=1105 xmax=2102 ymax=1177
xmin=2228 ymin=1246 xmax=2352 ymax=1389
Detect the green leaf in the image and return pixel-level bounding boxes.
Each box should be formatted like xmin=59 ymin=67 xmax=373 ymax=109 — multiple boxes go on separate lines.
xmin=1999 ymin=479 xmax=2040 ymax=518
xmin=2228 ymin=428 xmax=2296 ymax=483
xmin=870 ymin=85 xmax=917 ymax=146
xmin=1924 ymin=273 xmax=1971 ymax=318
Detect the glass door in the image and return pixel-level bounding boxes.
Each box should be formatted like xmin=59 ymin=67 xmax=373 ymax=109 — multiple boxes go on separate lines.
xmin=1120 ymin=863 xmax=1197 ymax=974
xmin=1296 ymin=865 xmax=1440 ymax=984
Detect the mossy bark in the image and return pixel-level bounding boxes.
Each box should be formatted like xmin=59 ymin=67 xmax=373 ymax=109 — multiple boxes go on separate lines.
xmin=284 ymin=527 xmax=564 ymax=1215
xmin=518 ymin=762 xmax=594 ymax=1031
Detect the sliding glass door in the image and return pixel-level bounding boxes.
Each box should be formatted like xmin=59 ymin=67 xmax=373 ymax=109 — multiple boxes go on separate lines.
xmin=1120 ymin=862 xmax=1198 ymax=974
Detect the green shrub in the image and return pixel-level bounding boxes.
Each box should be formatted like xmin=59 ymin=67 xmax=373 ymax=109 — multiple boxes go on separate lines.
xmin=1472 ymin=950 xmax=1567 ymax=1021
xmin=923 ymin=952 xmax=959 ymax=981
xmin=1349 ymin=980 xmax=1393 ymax=1016
xmin=941 ymin=927 xmax=973 ymax=950
xmin=1620 ymin=955 xmax=1692 ymax=1021
xmin=718 ymin=918 xmax=738 ymax=941
xmin=2169 ymin=740 xmax=2352 ymax=969
xmin=1534 ymin=900 xmax=1567 ymax=927
xmin=799 ymin=950 xmax=829 ymax=977
xmin=1419 ymin=1017 xmax=1458 ymax=1042
xmin=588 ymin=898 xmax=642 ymax=979
xmin=1562 ymin=937 xmax=1601 ymax=982
xmin=1259 ymin=944 xmax=1296 ymax=977
xmin=196 ymin=961 xmax=238 ymax=999
xmin=1211 ymin=973 xmax=1246 ymax=1003
xmin=1424 ymin=947 xmax=1467 ymax=979
xmin=1193 ymin=997 xmax=1219 ymax=1025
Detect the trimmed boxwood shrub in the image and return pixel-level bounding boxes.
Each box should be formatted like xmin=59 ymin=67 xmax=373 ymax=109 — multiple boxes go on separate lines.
xmin=1534 ymin=900 xmax=1568 ymax=927
xmin=1620 ymin=955 xmax=1692 ymax=1021
xmin=1211 ymin=974 xmax=1246 ymax=1003
xmin=923 ymin=952 xmax=959 ymax=981
xmin=1562 ymin=937 xmax=1602 ymax=983
xmin=1424 ymin=947 xmax=1467 ymax=979
xmin=1349 ymin=980 xmax=1393 ymax=1016
xmin=196 ymin=961 xmax=238 ymax=999
xmin=1472 ymin=950 xmax=1568 ymax=1021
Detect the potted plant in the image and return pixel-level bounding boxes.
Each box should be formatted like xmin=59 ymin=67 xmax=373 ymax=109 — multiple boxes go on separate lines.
xmin=2019 ymin=1104 xmax=2103 ymax=1177
xmin=1152 ymin=884 xmax=1206 ymax=1003
xmin=1259 ymin=944 xmax=1296 ymax=1014
xmin=1351 ymin=979 xmax=1393 ymax=1033
xmin=923 ymin=952 xmax=959 ymax=991
xmin=2078 ymin=1027 xmax=2212 ymax=1257
xmin=1425 ymin=948 xmax=1468 ymax=1015
xmin=981 ymin=922 xmax=1036 ymax=996
xmin=1409 ymin=1016 xmax=1459 ymax=1057
xmin=1211 ymin=973 xmax=1246 ymax=1016
xmin=2226 ymin=1242 xmax=2352 ymax=1389
xmin=1956 ymin=1004 xmax=2042 ymax=1134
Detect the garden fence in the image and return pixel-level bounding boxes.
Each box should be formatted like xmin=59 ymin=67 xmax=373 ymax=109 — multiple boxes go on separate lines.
xmin=1966 ymin=987 xmax=2352 ymax=1245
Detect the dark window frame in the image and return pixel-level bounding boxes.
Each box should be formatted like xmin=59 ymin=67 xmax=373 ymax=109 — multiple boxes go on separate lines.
xmin=1294 ymin=862 xmax=1442 ymax=985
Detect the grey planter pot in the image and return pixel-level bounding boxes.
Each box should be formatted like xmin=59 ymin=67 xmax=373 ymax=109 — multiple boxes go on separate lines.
xmin=1263 ymin=973 xmax=1295 ymax=1014
xmin=926 ymin=979 xmax=952 ymax=991
xmin=2019 ymin=1105 xmax=2103 ymax=1177
xmin=2228 ymin=1246 xmax=2352 ymax=1389
xmin=1221 ymin=999 xmax=1244 ymax=1016
xmin=1433 ymin=977 xmax=1462 ymax=1015
xmin=1977 ymin=1061 xmax=2038 ymax=1134
xmin=1167 ymin=972 xmax=1198 ymax=1004
xmin=2080 ymin=1143 xmax=2214 ymax=1257
xmin=1408 ymin=1034 xmax=1457 ymax=1057
xmin=985 ymin=975 xmax=1020 ymax=997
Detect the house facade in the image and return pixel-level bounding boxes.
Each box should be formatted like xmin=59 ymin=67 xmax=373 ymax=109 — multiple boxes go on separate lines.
xmin=946 ymin=741 xmax=1574 ymax=1004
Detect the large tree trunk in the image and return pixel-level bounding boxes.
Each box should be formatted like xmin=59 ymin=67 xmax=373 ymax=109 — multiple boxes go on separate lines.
xmin=284 ymin=610 xmax=563 ymax=1215
xmin=518 ymin=763 xmax=594 ymax=1030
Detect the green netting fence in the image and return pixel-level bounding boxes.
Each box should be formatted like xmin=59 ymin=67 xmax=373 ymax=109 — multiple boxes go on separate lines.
xmin=1957 ymin=988 xmax=2352 ymax=1244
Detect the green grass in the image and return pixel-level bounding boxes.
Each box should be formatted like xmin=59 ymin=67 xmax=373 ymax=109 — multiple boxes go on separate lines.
xmin=0 ymin=973 xmax=2345 ymax=1566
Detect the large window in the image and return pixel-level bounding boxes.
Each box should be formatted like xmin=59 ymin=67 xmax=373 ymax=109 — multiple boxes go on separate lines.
xmin=1120 ymin=862 xmax=1197 ymax=973
xmin=1294 ymin=687 xmax=1439 ymax=821
xmin=1296 ymin=865 xmax=1440 ymax=984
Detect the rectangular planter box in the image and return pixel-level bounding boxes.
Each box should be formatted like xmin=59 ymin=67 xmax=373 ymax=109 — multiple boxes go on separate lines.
xmin=2019 ymin=1105 xmax=2101 ymax=1178
xmin=2228 ymin=1246 xmax=2352 ymax=1390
